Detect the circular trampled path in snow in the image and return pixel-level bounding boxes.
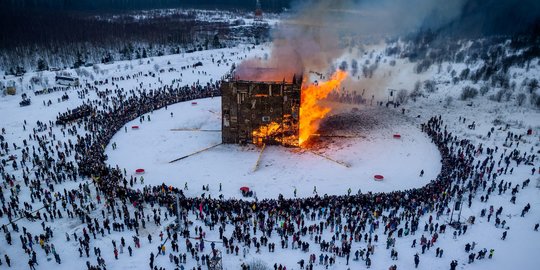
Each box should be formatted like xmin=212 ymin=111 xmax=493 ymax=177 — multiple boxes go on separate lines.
xmin=106 ymin=98 xmax=441 ymax=199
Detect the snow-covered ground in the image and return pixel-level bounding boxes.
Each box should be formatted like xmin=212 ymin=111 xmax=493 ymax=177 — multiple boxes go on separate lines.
xmin=0 ymin=36 xmax=539 ymax=270
xmin=106 ymin=97 xmax=441 ymax=199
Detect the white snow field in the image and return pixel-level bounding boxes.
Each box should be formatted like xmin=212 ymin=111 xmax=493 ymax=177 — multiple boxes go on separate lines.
xmin=0 ymin=38 xmax=539 ymax=270
xmin=105 ymin=97 xmax=441 ymax=199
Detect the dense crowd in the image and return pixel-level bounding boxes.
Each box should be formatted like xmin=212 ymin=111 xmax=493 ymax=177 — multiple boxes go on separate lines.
xmin=0 ymin=69 xmax=538 ymax=270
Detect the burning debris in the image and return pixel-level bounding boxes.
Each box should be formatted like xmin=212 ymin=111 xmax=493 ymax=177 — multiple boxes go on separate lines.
xmin=252 ymin=121 xmax=298 ymax=146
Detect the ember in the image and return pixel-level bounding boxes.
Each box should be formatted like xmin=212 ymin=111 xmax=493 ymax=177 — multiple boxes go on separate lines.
xmin=251 ymin=121 xmax=298 ymax=146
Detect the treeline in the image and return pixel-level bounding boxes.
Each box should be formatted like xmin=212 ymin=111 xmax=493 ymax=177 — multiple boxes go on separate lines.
xmin=0 ymin=0 xmax=293 ymax=12
xmin=388 ymin=31 xmax=540 ymax=78
xmin=0 ymin=9 xmax=270 ymax=74
xmin=384 ymin=34 xmax=540 ymax=108
xmin=0 ymin=10 xmax=201 ymax=49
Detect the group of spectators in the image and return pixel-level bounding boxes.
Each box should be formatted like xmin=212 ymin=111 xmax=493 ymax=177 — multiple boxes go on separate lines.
xmin=0 ymin=67 xmax=538 ymax=270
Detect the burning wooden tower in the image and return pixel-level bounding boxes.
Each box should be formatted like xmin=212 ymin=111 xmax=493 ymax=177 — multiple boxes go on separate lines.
xmin=221 ymin=70 xmax=302 ymax=147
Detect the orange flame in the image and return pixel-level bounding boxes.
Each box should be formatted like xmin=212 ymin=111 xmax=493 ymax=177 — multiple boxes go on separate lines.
xmin=252 ymin=122 xmax=282 ymax=145
xmin=252 ymin=121 xmax=299 ymax=147
xmin=299 ymin=70 xmax=347 ymax=146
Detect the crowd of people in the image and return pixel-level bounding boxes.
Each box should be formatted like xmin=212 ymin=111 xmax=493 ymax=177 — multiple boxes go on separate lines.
xmin=0 ymin=68 xmax=538 ymax=270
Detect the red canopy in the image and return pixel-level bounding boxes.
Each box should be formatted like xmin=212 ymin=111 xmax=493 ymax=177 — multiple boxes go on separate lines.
xmin=374 ymin=175 xmax=384 ymax=181
xmin=240 ymin=186 xmax=250 ymax=192
xmin=135 ymin=168 xmax=145 ymax=174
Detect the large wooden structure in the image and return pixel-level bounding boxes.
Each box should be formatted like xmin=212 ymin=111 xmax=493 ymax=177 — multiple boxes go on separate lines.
xmin=221 ymin=75 xmax=302 ymax=146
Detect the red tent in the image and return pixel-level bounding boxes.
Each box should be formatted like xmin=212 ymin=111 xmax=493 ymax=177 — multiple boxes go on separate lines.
xmin=132 ymin=125 xmax=140 ymax=129
xmin=374 ymin=175 xmax=384 ymax=181
xmin=393 ymin=134 xmax=401 ymax=139
xmin=135 ymin=168 xmax=145 ymax=174
xmin=240 ymin=186 xmax=250 ymax=192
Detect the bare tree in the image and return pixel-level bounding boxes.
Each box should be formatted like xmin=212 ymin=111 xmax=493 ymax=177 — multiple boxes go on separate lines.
xmin=424 ymin=80 xmax=436 ymax=93
xmin=516 ymin=93 xmax=527 ymax=106
xmin=414 ymin=81 xmax=421 ymax=93
xmin=460 ymin=86 xmax=478 ymax=100
xmin=531 ymin=93 xmax=540 ymax=108
xmin=248 ymin=259 xmax=270 ymax=270
xmin=93 ymin=64 xmax=101 ymax=74
xmin=528 ymin=79 xmax=538 ymax=94
xmin=490 ymin=89 xmax=506 ymax=102
xmin=409 ymin=83 xmax=423 ymax=101
xmin=445 ymin=96 xmax=453 ymax=107
xmin=0 ymin=10 xmax=247 ymax=72
xmin=396 ymin=89 xmax=409 ymax=104
xmin=480 ymin=85 xmax=489 ymax=96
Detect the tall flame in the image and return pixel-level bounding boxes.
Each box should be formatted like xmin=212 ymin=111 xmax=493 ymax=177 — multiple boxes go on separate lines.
xmin=299 ymin=70 xmax=347 ymax=146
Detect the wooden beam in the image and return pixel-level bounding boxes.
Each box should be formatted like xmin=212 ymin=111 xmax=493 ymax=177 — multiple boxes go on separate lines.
xmin=169 ymin=143 xmax=222 ymax=163
xmin=252 ymin=143 xmax=266 ymax=172
xmin=307 ymin=150 xmax=350 ymax=168
xmin=311 ymin=133 xmax=365 ymax=139
xmin=170 ymin=128 xmax=220 ymax=132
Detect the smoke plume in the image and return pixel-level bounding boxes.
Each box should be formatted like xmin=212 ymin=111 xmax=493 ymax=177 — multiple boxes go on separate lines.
xmin=236 ymin=0 xmax=475 ymax=81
